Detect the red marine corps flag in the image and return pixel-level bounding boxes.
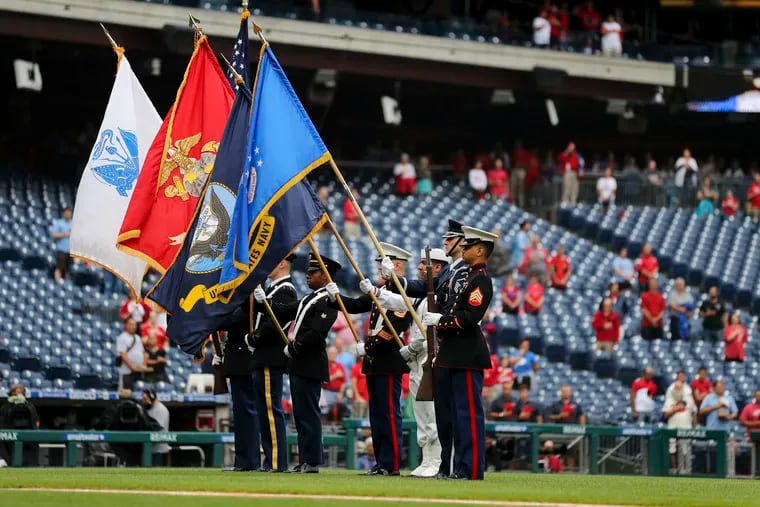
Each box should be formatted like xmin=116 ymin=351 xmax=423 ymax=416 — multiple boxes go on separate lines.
xmin=117 ymin=34 xmax=234 ymax=272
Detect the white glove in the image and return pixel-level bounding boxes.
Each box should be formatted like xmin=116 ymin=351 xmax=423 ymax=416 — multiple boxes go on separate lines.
xmin=212 ymin=354 xmax=222 ymax=367
xmin=399 ymin=345 xmax=413 ymax=362
xmin=380 ymin=256 xmax=394 ymax=280
xmin=356 ymin=342 xmax=366 ymax=357
xmin=246 ymin=341 xmax=255 ymax=355
xmin=326 ymin=282 xmax=339 ymax=302
xmin=422 ymin=312 xmax=442 ymax=327
xmin=283 ymin=345 xmax=292 ymax=359
xmin=253 ymin=285 xmax=266 ymax=303
xmin=359 ymin=278 xmax=376 ymax=295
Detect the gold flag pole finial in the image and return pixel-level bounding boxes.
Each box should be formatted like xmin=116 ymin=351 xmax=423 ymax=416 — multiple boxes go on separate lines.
xmin=188 ymin=13 xmax=204 ymax=44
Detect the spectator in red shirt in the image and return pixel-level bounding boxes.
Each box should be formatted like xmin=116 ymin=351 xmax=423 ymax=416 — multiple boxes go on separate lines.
xmin=140 ymin=311 xmax=168 ymax=350
xmin=350 ymin=357 xmax=368 ymax=418
xmin=119 ymin=295 xmax=151 ymax=326
xmin=501 ymin=273 xmax=522 ymax=315
xmin=558 ymin=142 xmax=580 ymax=204
xmin=721 ymin=189 xmax=739 ymax=216
xmin=724 ymin=312 xmax=748 ymax=363
xmin=510 ymin=140 xmax=531 ymax=208
xmin=497 ymin=356 xmax=515 ymax=386
xmin=515 ymin=386 xmax=541 ymax=422
xmin=631 ymin=367 xmax=658 ymax=423
xmin=746 ymin=173 xmax=760 ymax=222
xmin=575 ymin=1 xmax=601 ymax=36
xmin=487 ymin=159 xmax=509 ymax=201
xmin=322 ymin=346 xmax=346 ymax=421
xmin=487 ymin=382 xmax=516 ymax=421
xmin=740 ymin=389 xmax=760 ymax=440
xmin=343 ymin=187 xmax=360 ymax=238
xmin=634 ymin=243 xmax=659 ymax=292
xmin=592 ymin=298 xmax=621 ymax=353
xmin=640 ymin=278 xmax=665 ymax=341
xmin=523 ymin=274 xmax=545 ymax=315
xmin=548 ymin=244 xmax=571 ymax=290
xmin=690 ymin=367 xmax=713 ymax=408
xmin=542 ymin=440 xmax=564 ymax=473
xmin=483 ymin=354 xmax=501 ymax=403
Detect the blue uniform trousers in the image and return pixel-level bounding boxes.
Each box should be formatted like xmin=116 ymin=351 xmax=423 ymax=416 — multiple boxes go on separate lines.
xmin=434 ymin=367 xmax=454 ymax=475
xmin=253 ymin=367 xmax=288 ymax=471
xmin=229 ymin=375 xmax=260 ymax=470
xmin=289 ymin=374 xmax=323 ymax=466
xmin=366 ymin=374 xmax=403 ymax=472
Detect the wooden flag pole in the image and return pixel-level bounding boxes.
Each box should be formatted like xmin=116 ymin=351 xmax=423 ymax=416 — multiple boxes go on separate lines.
xmin=328 ymin=159 xmax=426 ymax=337
xmin=307 ymin=237 xmax=361 ymax=343
xmin=261 ymin=294 xmax=291 ymax=346
xmin=327 ymin=219 xmax=404 ymax=348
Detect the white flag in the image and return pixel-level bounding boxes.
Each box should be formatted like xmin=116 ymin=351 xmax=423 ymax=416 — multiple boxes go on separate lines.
xmin=71 ymin=55 xmax=162 ymax=296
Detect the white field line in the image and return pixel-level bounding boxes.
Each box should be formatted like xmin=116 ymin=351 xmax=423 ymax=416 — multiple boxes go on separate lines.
xmin=5 ymin=487 xmax=642 ymax=507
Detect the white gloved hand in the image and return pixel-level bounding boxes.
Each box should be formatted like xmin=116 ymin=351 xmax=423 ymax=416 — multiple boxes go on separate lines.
xmin=356 ymin=342 xmax=366 ymax=357
xmin=212 ymin=354 xmax=222 ymax=367
xmin=399 ymin=345 xmax=413 ymax=362
xmin=246 ymin=339 xmax=255 ymax=355
xmin=380 ymin=256 xmax=394 ymax=280
xmin=326 ymin=282 xmax=339 ymax=302
xmin=253 ymin=285 xmax=266 ymax=303
xmin=422 ymin=312 xmax=442 ymax=327
xmin=283 ymin=345 xmax=292 ymax=359
xmin=359 ymin=278 xmax=376 ymax=295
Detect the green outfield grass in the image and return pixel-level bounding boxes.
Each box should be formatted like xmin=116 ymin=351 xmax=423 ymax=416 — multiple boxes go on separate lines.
xmin=0 ymin=468 xmax=755 ymax=507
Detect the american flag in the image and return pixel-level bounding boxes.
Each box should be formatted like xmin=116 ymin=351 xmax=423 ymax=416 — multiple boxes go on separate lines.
xmin=226 ymin=12 xmax=250 ymax=90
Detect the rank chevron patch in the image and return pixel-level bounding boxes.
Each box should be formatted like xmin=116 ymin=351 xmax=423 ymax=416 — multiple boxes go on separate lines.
xmin=468 ymin=287 xmax=484 ymax=307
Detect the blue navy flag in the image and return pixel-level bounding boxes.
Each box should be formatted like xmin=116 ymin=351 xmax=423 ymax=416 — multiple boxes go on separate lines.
xmin=226 ymin=10 xmax=250 ymax=90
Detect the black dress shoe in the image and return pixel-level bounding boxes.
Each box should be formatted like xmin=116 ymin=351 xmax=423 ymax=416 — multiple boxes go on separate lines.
xmin=271 ymin=468 xmax=289 ymax=473
xmin=435 ymin=472 xmax=449 ymax=480
xmin=300 ymin=463 xmax=319 ymax=473
xmin=257 ymin=467 xmax=272 ymax=472
xmin=448 ymin=473 xmax=469 ymax=480
xmin=222 ymin=467 xmax=254 ymax=472
xmin=290 ymin=464 xmax=304 ymax=473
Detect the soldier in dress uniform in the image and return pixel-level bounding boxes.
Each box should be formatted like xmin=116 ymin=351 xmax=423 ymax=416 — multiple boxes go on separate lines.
xmin=421 ymin=226 xmax=497 ymax=480
xmin=244 ymin=254 xmax=297 ymax=472
xmin=254 ymin=253 xmax=341 ymax=474
xmin=330 ymin=243 xmax=413 ymax=476
xmin=215 ymin=305 xmax=259 ymax=472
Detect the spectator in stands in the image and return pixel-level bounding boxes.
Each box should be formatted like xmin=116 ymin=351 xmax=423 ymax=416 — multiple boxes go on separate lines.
xmin=512 ymin=220 xmax=531 ymax=271
xmin=416 ymin=156 xmax=433 ymax=195
xmin=141 ymin=311 xmax=167 ymax=350
xmin=634 ymin=243 xmax=658 ymax=292
xmin=690 ymin=367 xmax=713 ymax=409
xmin=548 ymin=244 xmax=571 ymax=290
xmin=350 ymin=357 xmax=369 ymax=418
xmin=739 ymin=389 xmax=760 ymax=440
xmin=666 ymin=371 xmax=693 ymax=402
xmin=520 ymin=235 xmax=549 ymax=283
xmin=116 ymin=318 xmax=149 ymax=390
xmin=547 ymin=385 xmax=586 ymax=425
xmin=317 ymin=186 xmax=330 ymax=208
xmin=523 ymin=274 xmax=545 ymax=315
xmin=695 ymin=191 xmax=714 ymax=217
xmin=575 ymin=1 xmax=601 ymax=41
xmin=662 ymin=379 xmax=696 ymax=474
xmin=322 ymin=346 xmax=346 ymax=421
xmin=721 ymin=189 xmax=739 ymax=217
xmin=668 ymin=278 xmax=694 ymax=341
xmin=510 ymin=140 xmax=530 ymax=208
xmin=119 ymin=294 xmax=151 ymax=327
xmin=607 ymin=281 xmax=629 ymax=318
xmin=631 ymin=367 xmax=657 ymax=423
xmin=596 ymin=167 xmax=617 ymax=207
xmin=142 ymin=389 xmax=170 ymax=466
xmin=334 ymin=342 xmax=355 ymax=380
xmin=343 ymin=187 xmax=360 ymax=239
xmin=558 ymin=142 xmax=581 ymax=204
xmin=515 ymin=385 xmax=542 ymax=422
xmin=724 ymin=312 xmax=748 ymax=363
xmin=509 ymin=339 xmax=540 ymax=391
xmin=600 ymin=14 xmax=622 ymax=57
xmin=51 ymin=206 xmax=72 ymax=282
xmin=746 ymin=173 xmax=760 ymax=222
xmin=674 ymin=148 xmax=698 ymax=204
xmin=487 ymin=382 xmax=516 ymax=421
xmin=532 ymin=9 xmax=551 ymax=49
xmin=612 ymin=247 xmax=635 ymax=291
xmin=468 ymin=160 xmax=488 ymax=200
xmin=700 ymin=380 xmax=738 ymax=431
xmin=143 ymin=330 xmax=167 ymax=384
xmin=450 ymin=148 xmax=468 ymax=177
xmin=698 ymin=286 xmax=726 ymax=343
xmin=500 ymin=272 xmax=522 ymax=315
xmin=592 ymin=298 xmax=621 ymax=353
xmin=331 ymin=312 xmax=355 ymax=349
xmin=640 ymin=278 xmax=665 ymax=341
xmin=487 ymin=158 xmax=509 ymax=201
xmin=393 ymin=153 xmax=416 ymax=196
xmin=700 ymin=176 xmax=719 ymax=204
xmin=498 ymin=355 xmax=514 ymax=386
xmin=645 ymin=159 xmax=663 ymax=187
xmin=356 ymin=437 xmax=376 ymax=471
xmin=0 ymin=384 xmax=39 ymax=466
xmin=549 ymin=5 xmax=567 ymax=50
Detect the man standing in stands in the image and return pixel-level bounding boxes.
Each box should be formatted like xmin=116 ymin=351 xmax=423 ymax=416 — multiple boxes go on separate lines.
xmin=634 ymin=244 xmax=659 ymax=292
xmin=631 ymin=367 xmax=657 ymax=423
xmin=255 ymin=253 xmax=341 ymax=473
xmin=612 ymin=248 xmax=635 ymax=292
xmin=547 ymin=385 xmax=586 ymax=425
xmin=116 ymin=318 xmax=149 ymax=390
xmin=335 ymin=243 xmax=413 ymax=476
xmin=698 ymin=286 xmax=726 ymax=344
xmin=640 ymin=278 xmax=665 ymax=341
xmin=422 ymin=226 xmax=497 ymax=480
xmin=51 ymin=206 xmax=72 ymax=282
xmin=558 ymin=142 xmax=580 ymax=205
xmin=509 ymin=339 xmax=540 ymax=391
xmin=393 ymin=153 xmax=416 ymax=196
xmin=592 ymin=298 xmax=620 ymax=353
xmin=0 ymin=384 xmax=39 ymax=467
xmin=690 ymin=367 xmax=713 ymax=410
xmin=548 ymin=244 xmax=571 ymax=290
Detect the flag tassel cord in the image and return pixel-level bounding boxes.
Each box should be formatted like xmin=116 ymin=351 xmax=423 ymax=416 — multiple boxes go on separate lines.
xmin=326 ymin=218 xmax=404 ymax=348
xmin=307 ymin=237 xmax=361 ymax=343
xmin=328 ymin=159 xmax=427 ymax=337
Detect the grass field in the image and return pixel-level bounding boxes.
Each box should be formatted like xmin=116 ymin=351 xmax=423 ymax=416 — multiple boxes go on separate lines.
xmin=0 ymin=469 xmax=755 ymax=507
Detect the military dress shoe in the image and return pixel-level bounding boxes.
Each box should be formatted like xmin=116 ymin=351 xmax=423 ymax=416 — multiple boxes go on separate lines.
xmin=300 ymin=463 xmax=319 ymax=473
xmin=257 ymin=466 xmax=272 ymax=472
xmin=290 ymin=464 xmax=304 ymax=473
xmin=222 ymin=467 xmax=255 ymax=472
xmin=271 ymin=468 xmax=289 ymax=473
xmin=447 ymin=473 xmax=469 ymax=480
xmin=435 ymin=472 xmax=449 ymax=480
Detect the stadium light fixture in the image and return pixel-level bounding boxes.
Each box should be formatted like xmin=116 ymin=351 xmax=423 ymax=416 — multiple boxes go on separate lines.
xmin=545 ymin=98 xmax=559 ymax=126
xmin=491 ymin=89 xmax=515 ymax=105
xmin=13 ymin=59 xmax=42 ymax=92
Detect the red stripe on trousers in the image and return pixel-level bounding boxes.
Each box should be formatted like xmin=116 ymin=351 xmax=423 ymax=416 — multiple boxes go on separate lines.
xmin=388 ymin=375 xmax=399 ymax=472
xmin=465 ymin=370 xmax=478 ymax=480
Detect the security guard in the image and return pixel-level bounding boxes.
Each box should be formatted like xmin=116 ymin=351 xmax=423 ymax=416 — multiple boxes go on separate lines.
xmin=245 ymin=254 xmax=297 ymax=472
xmin=216 ymin=304 xmax=259 ymax=472
xmin=254 ymin=253 xmax=341 ymax=473
xmin=332 ymin=243 xmax=413 ymax=476
xmin=422 ymin=226 xmax=496 ymax=480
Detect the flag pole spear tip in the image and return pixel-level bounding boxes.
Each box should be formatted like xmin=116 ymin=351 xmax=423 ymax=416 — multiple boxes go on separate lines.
xmin=99 ymin=23 xmax=119 ymax=49
xmin=219 ymin=52 xmax=244 ymax=86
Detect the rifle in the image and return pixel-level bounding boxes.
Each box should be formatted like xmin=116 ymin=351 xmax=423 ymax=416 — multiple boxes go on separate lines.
xmin=211 ymin=332 xmax=228 ymax=395
xmin=416 ymin=245 xmax=435 ymax=402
